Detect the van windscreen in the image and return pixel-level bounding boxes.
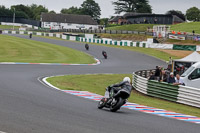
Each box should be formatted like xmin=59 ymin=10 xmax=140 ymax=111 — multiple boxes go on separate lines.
xmin=181 ymin=66 xmax=195 ymax=77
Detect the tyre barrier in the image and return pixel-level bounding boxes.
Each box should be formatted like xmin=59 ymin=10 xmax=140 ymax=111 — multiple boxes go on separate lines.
xmin=133 ymin=70 xmax=200 ymax=108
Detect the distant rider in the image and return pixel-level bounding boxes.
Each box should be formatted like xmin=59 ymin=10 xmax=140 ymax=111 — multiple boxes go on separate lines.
xmin=102 ymin=50 xmax=107 ymax=59
xmin=85 ymin=43 xmax=89 ymax=50
xmin=104 ymin=77 xmax=132 ymax=102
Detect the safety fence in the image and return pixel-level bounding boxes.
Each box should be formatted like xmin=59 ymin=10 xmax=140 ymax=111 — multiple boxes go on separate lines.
xmin=133 ymin=70 xmax=200 ymax=108
xmin=2 ymin=30 xmax=200 ymax=51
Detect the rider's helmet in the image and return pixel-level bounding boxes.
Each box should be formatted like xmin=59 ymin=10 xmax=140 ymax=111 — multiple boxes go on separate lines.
xmin=123 ymin=77 xmax=131 ymax=83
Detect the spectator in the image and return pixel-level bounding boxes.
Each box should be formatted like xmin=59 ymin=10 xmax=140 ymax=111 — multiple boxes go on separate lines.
xmin=159 ymin=70 xmax=168 ymax=82
xmin=168 ymin=72 xmax=176 ymax=84
xmin=154 ymin=18 xmax=157 ymax=24
xmin=173 ymin=74 xmax=185 ymax=86
xmin=172 ymin=31 xmax=176 ymax=34
xmin=149 ymin=72 xmax=155 ymax=80
xmin=177 ymin=31 xmax=181 ymax=35
xmin=192 ymin=30 xmax=195 ymax=35
xmin=154 ymin=66 xmax=161 ymax=80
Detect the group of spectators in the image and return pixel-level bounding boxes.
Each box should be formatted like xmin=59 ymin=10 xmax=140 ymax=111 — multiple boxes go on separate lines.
xmin=149 ymin=66 xmax=185 ymax=86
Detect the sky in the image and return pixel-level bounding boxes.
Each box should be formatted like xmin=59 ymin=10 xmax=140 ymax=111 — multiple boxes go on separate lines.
xmin=1 ymin=0 xmax=200 ymax=18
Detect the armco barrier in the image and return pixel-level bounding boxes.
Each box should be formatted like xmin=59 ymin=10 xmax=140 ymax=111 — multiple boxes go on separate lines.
xmin=133 ymin=70 xmax=200 ymax=108
xmin=177 ymin=86 xmax=200 ymax=108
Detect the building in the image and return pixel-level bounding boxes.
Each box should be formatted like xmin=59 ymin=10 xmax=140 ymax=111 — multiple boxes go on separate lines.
xmin=109 ymin=13 xmax=185 ymax=25
xmin=109 ymin=16 xmax=122 ymax=24
xmin=41 ymin=13 xmax=99 ymax=30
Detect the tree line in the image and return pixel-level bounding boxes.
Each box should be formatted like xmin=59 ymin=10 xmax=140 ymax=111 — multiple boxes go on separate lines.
xmin=0 ymin=0 xmax=199 ymax=22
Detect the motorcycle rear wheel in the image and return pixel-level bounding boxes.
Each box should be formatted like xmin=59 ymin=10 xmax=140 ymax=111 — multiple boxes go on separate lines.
xmin=110 ymin=98 xmax=124 ymax=112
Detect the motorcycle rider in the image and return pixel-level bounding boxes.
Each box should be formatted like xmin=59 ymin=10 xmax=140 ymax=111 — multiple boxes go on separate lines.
xmin=85 ymin=43 xmax=89 ymax=50
xmin=104 ymin=77 xmax=132 ymax=103
xmin=102 ymin=50 xmax=107 ymax=59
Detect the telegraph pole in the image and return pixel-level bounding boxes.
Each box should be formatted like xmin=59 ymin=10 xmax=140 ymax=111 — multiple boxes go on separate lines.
xmin=13 ymin=8 xmax=15 ymax=30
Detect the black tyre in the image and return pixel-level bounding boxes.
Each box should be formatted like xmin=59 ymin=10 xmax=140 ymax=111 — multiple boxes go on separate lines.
xmin=110 ymin=98 xmax=124 ymax=112
xmin=98 ymin=98 xmax=105 ymax=109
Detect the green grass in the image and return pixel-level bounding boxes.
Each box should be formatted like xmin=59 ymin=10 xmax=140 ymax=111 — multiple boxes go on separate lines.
xmin=171 ymin=22 xmax=200 ymax=34
xmin=0 ymin=25 xmax=20 ymax=30
xmin=106 ymin=24 xmax=158 ymax=31
xmin=47 ymin=74 xmax=200 ymax=117
xmin=38 ymin=35 xmax=178 ymax=61
xmin=0 ymin=34 xmax=95 ymax=64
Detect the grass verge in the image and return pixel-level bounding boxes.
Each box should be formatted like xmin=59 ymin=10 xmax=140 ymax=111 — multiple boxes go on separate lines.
xmin=0 ymin=34 xmax=95 ymax=64
xmin=47 ymin=74 xmax=200 ymax=117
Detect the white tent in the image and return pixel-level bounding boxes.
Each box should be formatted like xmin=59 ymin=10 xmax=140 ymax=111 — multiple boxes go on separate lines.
xmin=174 ymin=51 xmax=200 ymax=62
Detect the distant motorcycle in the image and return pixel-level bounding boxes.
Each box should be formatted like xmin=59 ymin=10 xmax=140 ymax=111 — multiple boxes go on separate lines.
xmin=29 ymin=33 xmax=32 ymax=39
xmin=85 ymin=43 xmax=89 ymax=50
xmin=98 ymin=87 xmax=130 ymax=112
xmin=102 ymin=51 xmax=107 ymax=59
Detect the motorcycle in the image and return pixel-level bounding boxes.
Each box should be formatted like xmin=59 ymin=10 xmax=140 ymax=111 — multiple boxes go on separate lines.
xmin=98 ymin=87 xmax=130 ymax=112
xmin=29 ymin=33 xmax=32 ymax=39
xmin=102 ymin=51 xmax=107 ymax=59
xmin=85 ymin=44 xmax=89 ymax=50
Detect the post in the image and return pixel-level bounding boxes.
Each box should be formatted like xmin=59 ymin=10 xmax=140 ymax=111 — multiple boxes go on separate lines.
xmin=13 ymin=8 xmax=15 ymax=30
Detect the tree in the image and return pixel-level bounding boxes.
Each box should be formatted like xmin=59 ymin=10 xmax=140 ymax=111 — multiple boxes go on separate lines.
xmin=32 ymin=5 xmax=48 ymax=20
xmin=166 ymin=10 xmax=185 ymax=21
xmin=11 ymin=4 xmax=32 ymax=19
xmin=0 ymin=5 xmax=12 ymax=16
xmin=81 ymin=0 xmax=101 ymax=20
xmin=49 ymin=10 xmax=56 ymax=14
xmin=60 ymin=6 xmax=83 ymax=15
xmin=186 ymin=7 xmax=200 ymax=21
xmin=99 ymin=18 xmax=109 ymax=26
xmin=112 ymin=0 xmax=152 ymax=14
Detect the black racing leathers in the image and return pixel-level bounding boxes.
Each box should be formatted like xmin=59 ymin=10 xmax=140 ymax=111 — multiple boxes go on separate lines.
xmin=110 ymin=81 xmax=132 ymax=96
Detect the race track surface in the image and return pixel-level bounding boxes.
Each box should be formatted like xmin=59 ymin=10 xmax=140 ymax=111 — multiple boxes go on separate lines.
xmin=0 ymin=34 xmax=199 ymax=133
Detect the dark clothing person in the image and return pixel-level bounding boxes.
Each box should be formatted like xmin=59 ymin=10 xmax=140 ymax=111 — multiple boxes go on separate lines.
xmin=168 ymin=77 xmax=176 ymax=84
xmin=192 ymin=30 xmax=195 ymax=35
xmin=159 ymin=71 xmax=168 ymax=82
xmin=154 ymin=67 xmax=161 ymax=77
xmin=110 ymin=81 xmax=132 ymax=94
xmin=149 ymin=75 xmax=155 ymax=80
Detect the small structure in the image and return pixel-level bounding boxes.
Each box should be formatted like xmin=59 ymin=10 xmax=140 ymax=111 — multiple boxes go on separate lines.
xmin=153 ymin=25 xmax=170 ymax=38
xmin=172 ymin=51 xmax=200 ymax=75
xmin=41 ymin=13 xmax=99 ymax=30
xmin=109 ymin=16 xmax=122 ymax=24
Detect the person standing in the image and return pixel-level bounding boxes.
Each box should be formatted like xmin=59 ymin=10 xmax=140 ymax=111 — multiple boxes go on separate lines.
xmin=173 ymin=74 xmax=185 ymax=85
xmin=192 ymin=30 xmax=195 ymax=35
xmin=168 ymin=72 xmax=176 ymax=84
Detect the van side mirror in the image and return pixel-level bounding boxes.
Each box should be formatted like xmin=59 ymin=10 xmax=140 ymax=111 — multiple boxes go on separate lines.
xmin=188 ymin=75 xmax=192 ymax=80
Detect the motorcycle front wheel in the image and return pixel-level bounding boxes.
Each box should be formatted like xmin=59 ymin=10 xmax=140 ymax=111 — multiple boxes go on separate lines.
xmin=98 ymin=98 xmax=105 ymax=109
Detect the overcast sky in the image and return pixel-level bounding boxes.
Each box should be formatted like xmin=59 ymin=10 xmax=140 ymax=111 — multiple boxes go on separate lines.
xmin=1 ymin=0 xmax=200 ymax=18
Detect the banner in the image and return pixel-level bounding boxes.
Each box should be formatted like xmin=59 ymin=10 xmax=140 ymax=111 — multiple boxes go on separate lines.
xmin=169 ymin=35 xmax=185 ymax=40
xmin=173 ymin=44 xmax=196 ymax=51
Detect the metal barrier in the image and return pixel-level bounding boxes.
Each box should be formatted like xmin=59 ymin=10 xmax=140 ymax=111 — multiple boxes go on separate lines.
xmin=133 ymin=70 xmax=200 ymax=108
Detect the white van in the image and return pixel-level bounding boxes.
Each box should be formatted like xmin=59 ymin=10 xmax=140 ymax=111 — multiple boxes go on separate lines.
xmin=181 ymin=62 xmax=200 ymax=89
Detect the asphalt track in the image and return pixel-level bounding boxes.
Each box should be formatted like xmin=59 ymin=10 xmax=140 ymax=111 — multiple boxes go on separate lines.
xmin=0 ymin=34 xmax=199 ymax=133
